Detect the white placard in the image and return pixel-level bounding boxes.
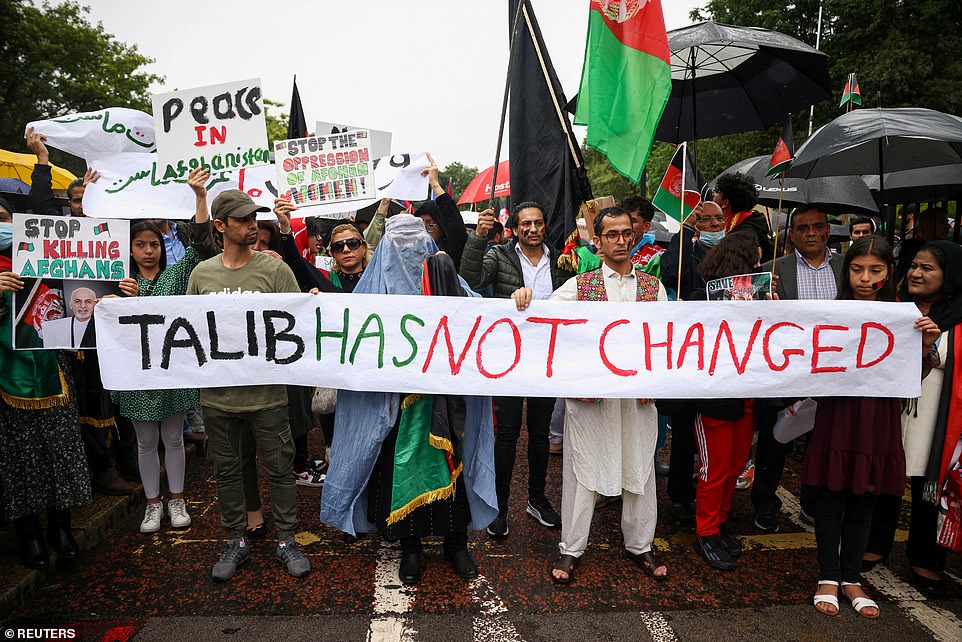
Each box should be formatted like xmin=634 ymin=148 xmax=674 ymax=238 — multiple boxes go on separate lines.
xmin=315 ymin=121 xmax=392 ymax=158
xmin=26 ymin=108 xmax=156 ymax=158
xmin=12 ymin=214 xmax=129 ymax=281
xmin=274 ymin=130 xmax=375 ymax=208
xmin=151 ymin=78 xmax=269 ymax=180
xmin=95 ymin=296 xmax=922 ymax=399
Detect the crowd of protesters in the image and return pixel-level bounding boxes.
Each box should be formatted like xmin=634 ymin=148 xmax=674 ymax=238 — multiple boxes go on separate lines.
xmin=1 ymin=134 xmax=960 ymax=621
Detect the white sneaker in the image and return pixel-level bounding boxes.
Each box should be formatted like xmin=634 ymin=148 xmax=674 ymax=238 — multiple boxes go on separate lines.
xmin=140 ymin=502 xmax=164 ymax=533
xmin=168 ymin=498 xmax=192 ymax=529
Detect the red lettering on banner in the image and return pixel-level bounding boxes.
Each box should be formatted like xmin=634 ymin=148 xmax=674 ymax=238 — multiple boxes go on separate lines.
xmin=421 ymin=315 xmax=482 ymax=375
xmin=644 ymin=322 xmax=673 ymax=370
xmin=526 ymin=316 xmax=588 ymax=377
xmin=856 ymin=322 xmax=895 ymax=368
xmin=709 ymin=319 xmax=762 ymax=375
xmin=811 ymin=324 xmax=849 ymax=373
xmin=676 ymin=323 xmax=704 ymax=369
xmin=599 ymin=320 xmax=637 ymax=377
xmin=763 ymin=322 xmax=805 ymax=371
xmin=43 ymin=240 xmax=61 ymax=258
xmin=193 ymin=125 xmax=207 ymax=147
xmin=476 ymin=318 xmax=521 ymax=379
xmin=210 ymin=126 xmax=227 ymax=145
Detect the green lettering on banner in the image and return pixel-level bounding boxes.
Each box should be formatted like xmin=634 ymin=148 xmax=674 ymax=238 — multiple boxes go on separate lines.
xmin=392 ymin=314 xmax=425 ymax=367
xmin=316 ymin=307 xmax=350 ymax=364
xmin=20 ymin=261 xmax=36 ymax=277
xmin=349 ymin=313 xmax=385 ymax=368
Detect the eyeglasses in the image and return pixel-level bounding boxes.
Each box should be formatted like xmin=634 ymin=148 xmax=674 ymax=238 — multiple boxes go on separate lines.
xmin=696 ymin=216 xmax=726 ymax=224
xmin=601 ymin=230 xmax=633 ymax=242
xmin=330 ymin=238 xmax=363 ymax=253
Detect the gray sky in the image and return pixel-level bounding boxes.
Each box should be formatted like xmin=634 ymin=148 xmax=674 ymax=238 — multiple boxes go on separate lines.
xmin=81 ymin=0 xmax=704 ymax=170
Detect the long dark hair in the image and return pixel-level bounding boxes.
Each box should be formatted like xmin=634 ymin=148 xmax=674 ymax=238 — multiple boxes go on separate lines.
xmin=256 ymin=220 xmax=282 ymax=253
xmin=837 ymin=235 xmax=895 ymax=302
xmin=129 ymin=221 xmax=167 ymax=277
xmin=698 ymin=230 xmax=760 ymax=281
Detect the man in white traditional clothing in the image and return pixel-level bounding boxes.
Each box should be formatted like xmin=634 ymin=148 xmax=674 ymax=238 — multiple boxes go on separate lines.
xmin=514 ymin=206 xmax=668 ymax=584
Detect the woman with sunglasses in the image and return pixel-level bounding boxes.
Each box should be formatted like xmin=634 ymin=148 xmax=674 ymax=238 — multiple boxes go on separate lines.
xmin=325 ymin=224 xmax=369 ymax=293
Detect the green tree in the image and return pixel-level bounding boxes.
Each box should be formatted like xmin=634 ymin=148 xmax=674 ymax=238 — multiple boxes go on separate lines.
xmin=263 ymin=99 xmax=288 ymax=146
xmin=440 ymin=161 xmax=479 ymax=203
xmin=0 ymin=1 xmax=162 ymax=162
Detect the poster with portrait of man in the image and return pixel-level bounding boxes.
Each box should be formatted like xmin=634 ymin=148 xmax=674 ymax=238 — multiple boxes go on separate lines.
xmin=12 ymin=278 xmax=120 ymax=350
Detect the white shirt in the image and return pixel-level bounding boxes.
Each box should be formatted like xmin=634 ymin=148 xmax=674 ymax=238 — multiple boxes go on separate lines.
xmin=515 ymin=242 xmax=554 ymax=300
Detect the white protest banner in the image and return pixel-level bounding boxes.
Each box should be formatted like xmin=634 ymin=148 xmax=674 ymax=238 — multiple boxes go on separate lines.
xmin=83 ymin=152 xmax=430 ymax=220
xmin=315 ymin=121 xmax=392 ymax=158
xmin=151 ymin=78 xmax=269 ymax=180
xmin=273 ymin=130 xmax=375 ymax=208
xmin=26 ymin=108 xmax=156 ymax=158
xmin=95 ymin=295 xmax=922 ymax=399
xmin=12 ymin=214 xmax=129 ymax=281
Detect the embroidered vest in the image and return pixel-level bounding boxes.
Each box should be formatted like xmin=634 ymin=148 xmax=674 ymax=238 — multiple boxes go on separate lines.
xmin=575 ymin=265 xmax=661 ymax=302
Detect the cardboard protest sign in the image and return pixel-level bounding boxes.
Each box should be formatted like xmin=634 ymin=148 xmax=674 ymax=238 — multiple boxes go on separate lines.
xmin=151 ymin=78 xmax=269 ymax=180
xmin=83 ymin=152 xmax=430 ymax=220
xmin=12 ymin=214 xmax=130 ymax=281
xmin=706 ymin=272 xmax=773 ymax=301
xmin=26 ymin=108 xmax=156 ymax=158
xmin=315 ymin=121 xmax=392 ymax=158
xmin=274 ymin=130 xmax=375 ymax=208
xmin=95 ymin=295 xmax=922 ymax=399
xmin=12 ymin=278 xmax=119 ymax=350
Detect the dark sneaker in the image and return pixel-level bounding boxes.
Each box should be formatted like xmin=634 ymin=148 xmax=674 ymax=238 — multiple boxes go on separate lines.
xmin=276 ymin=536 xmax=310 ymax=578
xmin=212 ymin=539 xmax=249 ymax=582
xmin=718 ymin=525 xmax=743 ymax=558
xmin=294 ymin=462 xmax=326 ymax=487
xmin=527 ymin=497 xmax=562 ymax=528
xmin=693 ymin=535 xmax=736 ymax=571
xmin=486 ymin=513 xmax=509 ymax=538
xmin=754 ymin=510 xmax=780 ymax=533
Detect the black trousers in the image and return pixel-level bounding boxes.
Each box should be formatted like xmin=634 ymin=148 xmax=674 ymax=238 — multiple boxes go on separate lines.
xmin=751 ymin=402 xmax=818 ymax=516
xmin=866 ymin=476 xmax=949 ymax=572
xmin=667 ymin=411 xmax=697 ymax=505
xmin=493 ymin=396 xmax=554 ymax=513
xmin=814 ymin=487 xmax=878 ymax=584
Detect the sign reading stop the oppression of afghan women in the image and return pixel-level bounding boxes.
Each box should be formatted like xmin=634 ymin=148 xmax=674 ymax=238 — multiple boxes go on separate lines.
xmin=94 ymin=295 xmax=922 ymax=400
xmin=274 ymin=130 xmax=375 ymax=207
xmin=12 ymin=214 xmax=130 ymax=281
xmin=151 ymin=78 xmax=270 ymax=180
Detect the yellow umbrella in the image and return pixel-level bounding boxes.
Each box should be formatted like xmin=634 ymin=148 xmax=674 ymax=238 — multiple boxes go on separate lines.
xmin=0 ymin=149 xmax=78 ymax=190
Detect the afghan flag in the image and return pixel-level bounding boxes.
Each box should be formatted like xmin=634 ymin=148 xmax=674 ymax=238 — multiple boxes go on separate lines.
xmin=652 ymin=143 xmax=705 ymax=221
xmin=574 ymin=0 xmax=671 ymax=183
xmin=93 ymin=222 xmax=109 ymax=235
xmin=839 ymin=73 xmax=862 ymax=109
xmin=18 ymin=242 xmax=34 ymax=252
xmin=766 ymin=116 xmax=794 ymax=177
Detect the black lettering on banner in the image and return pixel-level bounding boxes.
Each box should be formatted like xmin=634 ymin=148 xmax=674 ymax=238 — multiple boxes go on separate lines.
xmin=264 ymin=310 xmax=304 ymax=365
xmin=189 ymin=96 xmax=209 ymax=125
xmin=213 ymin=91 xmax=236 ymax=120
xmin=24 ymin=218 xmax=39 ymax=238
xmin=246 ymin=310 xmax=258 ymax=356
xmin=162 ymin=98 xmax=184 ymax=133
xmin=161 ymin=317 xmax=208 ymax=369
xmin=119 ymin=314 xmax=165 ymax=370
xmin=207 ymin=311 xmax=243 ymax=360
xmin=243 ymin=86 xmax=262 ymax=118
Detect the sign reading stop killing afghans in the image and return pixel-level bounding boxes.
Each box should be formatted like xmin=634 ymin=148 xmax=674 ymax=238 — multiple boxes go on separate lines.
xmin=274 ymin=130 xmax=375 ymax=207
xmin=94 ymin=294 xmax=923 ymax=400
xmin=151 ymin=78 xmax=270 ymax=180
xmin=12 ymin=214 xmax=130 ymax=281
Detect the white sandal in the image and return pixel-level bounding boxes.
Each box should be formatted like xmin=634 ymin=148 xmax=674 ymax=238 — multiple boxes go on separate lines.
xmin=813 ymin=580 xmax=839 ymax=616
xmin=842 ymin=581 xmax=880 ymax=619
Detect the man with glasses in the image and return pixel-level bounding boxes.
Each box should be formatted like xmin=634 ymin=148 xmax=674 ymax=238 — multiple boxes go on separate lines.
xmin=460 ymin=201 xmax=569 ymax=537
xmin=527 ymin=207 xmax=667 ymax=584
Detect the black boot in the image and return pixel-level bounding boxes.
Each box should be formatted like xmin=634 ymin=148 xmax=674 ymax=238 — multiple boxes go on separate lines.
xmin=443 ymin=532 xmax=478 ymax=580
xmin=47 ymin=507 xmax=80 ymax=562
xmin=14 ymin=514 xmax=49 ymax=570
xmin=398 ymin=537 xmax=421 ymax=585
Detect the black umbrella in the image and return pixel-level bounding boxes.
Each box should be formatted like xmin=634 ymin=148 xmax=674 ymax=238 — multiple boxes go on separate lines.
xmin=715 ymin=155 xmax=879 ymax=215
xmin=861 ymin=165 xmax=962 ymax=203
xmin=655 ymin=21 xmax=831 ymax=143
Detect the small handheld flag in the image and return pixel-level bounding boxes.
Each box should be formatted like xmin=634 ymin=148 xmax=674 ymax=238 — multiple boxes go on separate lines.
xmin=652 ymin=143 xmax=706 ymax=222
xmin=839 ymin=73 xmax=862 ymax=109
xmin=766 ymin=117 xmax=794 ymax=177
xmin=93 ymin=222 xmax=109 ymax=235
xmin=18 ymin=242 xmax=34 ymax=252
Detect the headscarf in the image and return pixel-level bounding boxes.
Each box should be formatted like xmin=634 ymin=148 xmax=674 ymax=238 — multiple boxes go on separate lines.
xmin=923 ymin=241 xmax=962 ymax=332
xmin=321 ymin=215 xmax=498 ymax=536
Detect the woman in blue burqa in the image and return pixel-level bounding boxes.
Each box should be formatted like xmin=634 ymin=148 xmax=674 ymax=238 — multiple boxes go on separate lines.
xmin=321 ymin=214 xmax=497 ymax=585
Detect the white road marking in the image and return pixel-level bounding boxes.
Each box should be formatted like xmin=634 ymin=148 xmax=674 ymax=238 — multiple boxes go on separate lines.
xmin=471 ymin=574 xmax=524 ymax=642
xmin=776 ymin=486 xmax=814 ymax=533
xmin=368 ymin=543 xmax=417 ymax=642
xmin=639 ymin=611 xmax=678 ymax=642
xmin=864 ymin=566 xmax=962 ymax=641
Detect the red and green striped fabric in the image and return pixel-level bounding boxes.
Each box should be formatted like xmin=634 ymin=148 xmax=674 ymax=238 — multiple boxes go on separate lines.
xmin=575 ymin=0 xmax=671 ymax=183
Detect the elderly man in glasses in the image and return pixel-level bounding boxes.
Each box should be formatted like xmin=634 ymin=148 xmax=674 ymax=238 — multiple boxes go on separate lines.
xmin=513 ymin=206 xmax=668 ymax=585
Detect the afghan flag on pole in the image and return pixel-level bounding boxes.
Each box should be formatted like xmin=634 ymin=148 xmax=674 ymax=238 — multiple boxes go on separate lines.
xmin=574 ymin=0 xmax=671 ymax=183
xmin=653 ymin=142 xmax=705 ymax=221
xmin=766 ymin=116 xmax=794 ymax=177
xmin=839 ymin=73 xmax=862 ymax=109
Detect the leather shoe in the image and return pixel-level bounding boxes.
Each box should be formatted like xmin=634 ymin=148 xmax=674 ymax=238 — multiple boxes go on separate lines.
xmin=654 ymin=460 xmax=670 ymax=476
xmin=47 ymin=509 xmax=80 ymax=562
xmin=399 ymin=552 xmax=420 ymax=585
xmin=94 ymin=468 xmax=133 ymax=496
xmin=444 ymin=548 xmax=478 ymax=580
xmin=15 ymin=515 xmax=49 ymax=570
xmin=910 ymin=568 xmax=944 ymax=597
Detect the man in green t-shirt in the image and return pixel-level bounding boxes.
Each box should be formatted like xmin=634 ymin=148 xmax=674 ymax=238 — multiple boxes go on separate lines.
xmin=187 ymin=189 xmax=308 ymax=581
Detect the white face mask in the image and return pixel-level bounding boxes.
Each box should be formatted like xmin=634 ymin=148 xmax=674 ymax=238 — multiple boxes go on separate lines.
xmin=699 ymin=230 xmax=725 ymax=247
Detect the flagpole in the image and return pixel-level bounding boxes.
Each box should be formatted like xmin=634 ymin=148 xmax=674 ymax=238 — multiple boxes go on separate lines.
xmin=13 ymin=279 xmax=43 ymax=328
xmin=677 ymin=143 xmax=686 ymax=298
xmin=808 ymin=0 xmax=824 ymax=136
xmin=488 ymin=1 xmax=526 ymax=210
xmin=772 ymin=170 xmax=786 ymax=275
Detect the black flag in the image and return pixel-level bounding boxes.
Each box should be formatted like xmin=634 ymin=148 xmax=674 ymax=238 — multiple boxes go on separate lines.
xmin=508 ymin=0 xmax=591 ymax=256
xmin=287 ymin=76 xmax=308 ymax=139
